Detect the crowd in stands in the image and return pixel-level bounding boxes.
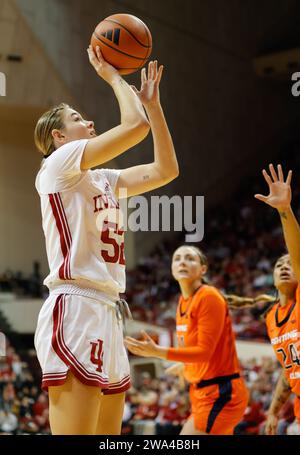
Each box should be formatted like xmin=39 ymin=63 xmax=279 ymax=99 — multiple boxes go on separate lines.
xmin=0 ymin=262 xmax=44 ymax=298
xmin=122 ymin=357 xmax=300 ymax=435
xmin=0 ymin=339 xmax=49 ymax=434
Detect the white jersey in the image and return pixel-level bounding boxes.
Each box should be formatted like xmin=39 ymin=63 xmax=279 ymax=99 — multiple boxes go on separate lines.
xmin=35 ymin=139 xmax=125 ymax=297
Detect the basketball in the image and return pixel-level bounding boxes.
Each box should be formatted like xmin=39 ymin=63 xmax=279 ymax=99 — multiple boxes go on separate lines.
xmin=90 ymin=14 xmax=152 ymax=75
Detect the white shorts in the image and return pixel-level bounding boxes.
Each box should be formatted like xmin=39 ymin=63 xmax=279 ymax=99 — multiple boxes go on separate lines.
xmin=34 ymin=289 xmax=130 ymax=395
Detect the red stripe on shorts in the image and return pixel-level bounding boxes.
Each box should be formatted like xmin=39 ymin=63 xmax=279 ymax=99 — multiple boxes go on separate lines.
xmin=102 ymin=377 xmax=131 ymax=395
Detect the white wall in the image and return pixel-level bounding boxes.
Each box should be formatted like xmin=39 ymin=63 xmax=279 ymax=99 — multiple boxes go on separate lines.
xmin=0 ymin=298 xmax=42 ymax=333
xmin=236 ymin=339 xmax=275 ymax=360
xmin=0 ymin=108 xmax=49 ymax=276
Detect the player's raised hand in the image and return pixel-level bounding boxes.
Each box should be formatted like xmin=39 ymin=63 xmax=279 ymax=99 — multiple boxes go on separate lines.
xmin=130 ymin=60 xmax=163 ymax=108
xmin=264 ymin=413 xmax=278 ymax=435
xmin=255 ymin=164 xmax=292 ymax=211
xmin=87 ymin=45 xmax=120 ymax=85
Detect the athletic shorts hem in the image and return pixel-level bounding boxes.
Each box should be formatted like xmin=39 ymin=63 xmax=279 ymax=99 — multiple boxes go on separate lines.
xmin=102 ymin=377 xmax=131 ymax=395
xmin=42 ymin=369 xmax=131 ymax=395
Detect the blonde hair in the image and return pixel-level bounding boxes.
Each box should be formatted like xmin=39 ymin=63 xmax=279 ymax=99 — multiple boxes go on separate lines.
xmin=34 ymin=103 xmax=70 ymax=157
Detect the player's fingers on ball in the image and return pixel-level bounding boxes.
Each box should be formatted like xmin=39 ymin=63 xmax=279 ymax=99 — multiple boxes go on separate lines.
xmin=95 ymin=45 xmax=103 ymax=60
xmin=88 ymin=52 xmax=98 ymax=66
xmin=88 ymin=45 xmax=96 ymax=57
xmin=87 ymin=48 xmax=94 ymax=61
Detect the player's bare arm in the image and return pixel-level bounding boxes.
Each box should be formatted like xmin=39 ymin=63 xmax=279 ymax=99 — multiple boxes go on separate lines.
xmin=255 ymin=164 xmax=300 ymax=282
xmin=116 ymin=60 xmax=179 ymax=198
xmin=81 ymin=45 xmax=150 ymax=170
xmin=265 ymin=369 xmax=292 ymax=435
xmin=225 ymin=293 xmax=275 ymax=309
xmin=125 ymin=296 xmax=225 ymax=364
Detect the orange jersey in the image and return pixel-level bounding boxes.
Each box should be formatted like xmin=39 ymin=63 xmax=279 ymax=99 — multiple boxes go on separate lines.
xmin=167 ymin=285 xmax=241 ymax=384
xmin=266 ymin=285 xmax=300 ymax=396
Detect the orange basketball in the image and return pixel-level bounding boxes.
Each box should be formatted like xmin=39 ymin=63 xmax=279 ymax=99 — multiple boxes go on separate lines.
xmin=90 ymin=14 xmax=152 ymax=75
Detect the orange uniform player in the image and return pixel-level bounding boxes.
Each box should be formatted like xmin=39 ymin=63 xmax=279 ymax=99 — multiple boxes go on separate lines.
xmin=265 ymin=285 xmax=300 ymax=398
xmin=254 ymin=163 xmax=300 ymax=434
xmin=226 ymin=254 xmax=300 ymax=434
xmin=167 ymin=284 xmax=248 ymax=435
xmin=125 ymin=245 xmax=248 ymax=435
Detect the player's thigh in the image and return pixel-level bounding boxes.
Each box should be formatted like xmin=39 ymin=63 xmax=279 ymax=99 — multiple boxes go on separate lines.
xmin=49 ymin=370 xmax=101 ymax=435
xmin=191 ymin=397 xmax=247 ymax=435
xmin=190 ymin=379 xmax=248 ymax=435
xmin=95 ymin=392 xmax=126 ymax=435
xmin=180 ymin=416 xmax=208 ymax=435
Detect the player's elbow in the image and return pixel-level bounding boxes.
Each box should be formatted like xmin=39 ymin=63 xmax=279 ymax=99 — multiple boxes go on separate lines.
xmin=160 ymin=164 xmax=179 ymax=185
xmin=128 ymin=118 xmax=150 ymax=140
xmin=196 ymin=342 xmax=216 ymax=363
xmin=170 ymin=165 xmax=179 ymax=180
xmin=139 ymin=119 xmax=151 ymax=139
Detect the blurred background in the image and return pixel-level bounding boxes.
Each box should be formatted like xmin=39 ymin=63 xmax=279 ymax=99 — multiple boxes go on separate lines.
xmin=0 ymin=0 xmax=300 ymax=435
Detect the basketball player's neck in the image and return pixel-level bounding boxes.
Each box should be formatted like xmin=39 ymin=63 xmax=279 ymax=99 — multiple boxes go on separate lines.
xmin=278 ymin=289 xmax=295 ymax=307
xmin=179 ymin=279 xmax=202 ymax=299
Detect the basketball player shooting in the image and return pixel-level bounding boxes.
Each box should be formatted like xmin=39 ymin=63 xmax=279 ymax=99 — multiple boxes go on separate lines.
xmin=33 ymin=45 xmax=178 ymax=435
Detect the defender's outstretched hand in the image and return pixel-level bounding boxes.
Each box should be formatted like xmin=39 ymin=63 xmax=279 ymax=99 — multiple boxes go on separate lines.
xmin=130 ymin=60 xmax=164 ymax=108
xmin=255 ymin=164 xmax=292 ymax=211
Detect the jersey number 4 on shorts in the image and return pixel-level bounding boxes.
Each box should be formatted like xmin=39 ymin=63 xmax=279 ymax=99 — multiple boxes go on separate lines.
xmin=90 ymin=339 xmax=104 ymax=372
